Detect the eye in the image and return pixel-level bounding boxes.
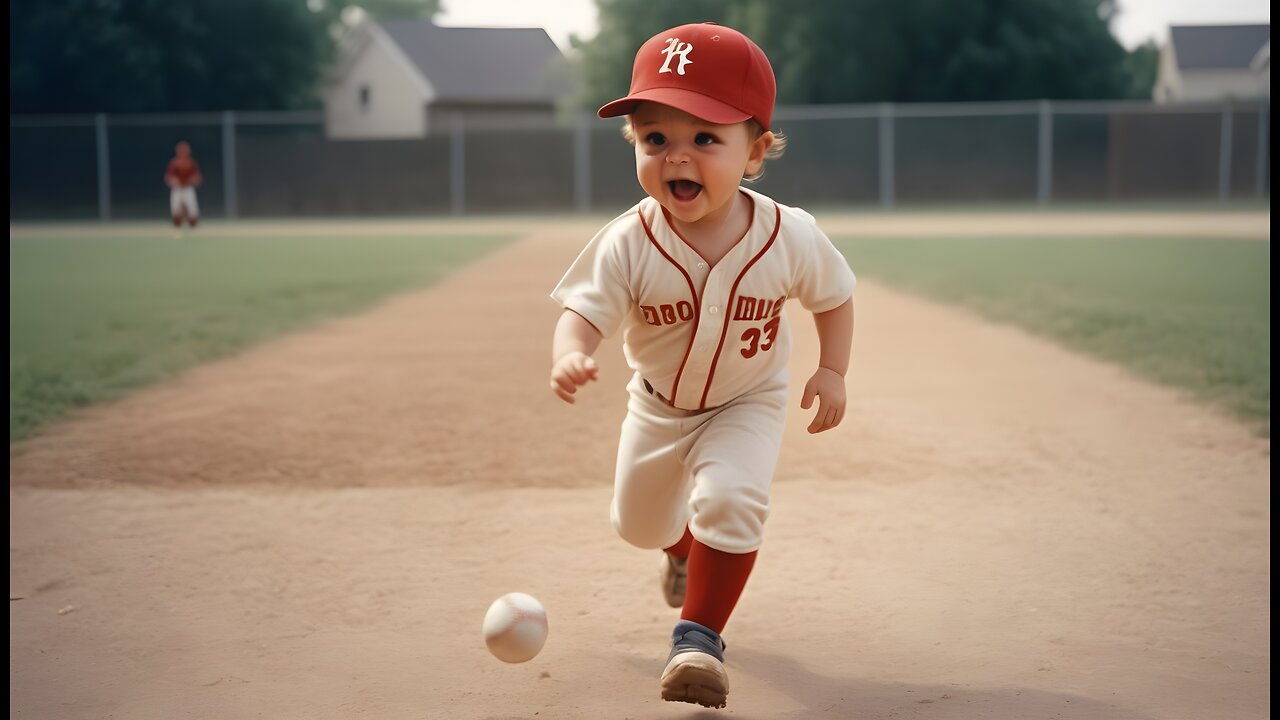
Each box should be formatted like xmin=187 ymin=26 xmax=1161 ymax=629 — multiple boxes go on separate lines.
xmin=694 ymin=133 xmax=717 ymax=146
xmin=645 ymin=132 xmax=666 ymax=146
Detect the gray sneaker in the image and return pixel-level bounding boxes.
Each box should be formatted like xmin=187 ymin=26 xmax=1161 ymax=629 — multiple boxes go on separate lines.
xmin=659 ymin=620 xmax=729 ymax=708
xmin=659 ymin=553 xmax=688 ymax=608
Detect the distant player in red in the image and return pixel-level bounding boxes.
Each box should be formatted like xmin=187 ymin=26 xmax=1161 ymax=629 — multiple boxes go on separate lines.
xmin=165 ymin=141 xmax=203 ymax=229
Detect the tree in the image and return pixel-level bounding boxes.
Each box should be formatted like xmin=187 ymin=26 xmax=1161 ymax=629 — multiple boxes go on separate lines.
xmin=1120 ymin=41 xmax=1160 ymax=100
xmin=573 ymin=0 xmax=1156 ymax=107
xmin=9 ymin=0 xmax=439 ymax=114
xmin=570 ymin=0 xmax=733 ymax=112
xmin=341 ymin=0 xmax=438 ymax=19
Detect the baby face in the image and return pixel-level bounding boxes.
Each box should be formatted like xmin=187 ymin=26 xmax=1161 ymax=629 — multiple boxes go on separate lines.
xmin=629 ymin=103 xmax=771 ymax=228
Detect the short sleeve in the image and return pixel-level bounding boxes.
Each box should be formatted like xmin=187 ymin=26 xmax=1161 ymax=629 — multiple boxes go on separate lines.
xmin=550 ymin=230 xmax=634 ymax=338
xmin=793 ymin=224 xmax=856 ymax=313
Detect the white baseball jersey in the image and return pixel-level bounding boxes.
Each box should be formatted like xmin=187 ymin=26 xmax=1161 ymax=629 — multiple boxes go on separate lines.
xmin=553 ymin=186 xmax=856 ymax=554
xmin=552 ymin=186 xmax=856 ymax=411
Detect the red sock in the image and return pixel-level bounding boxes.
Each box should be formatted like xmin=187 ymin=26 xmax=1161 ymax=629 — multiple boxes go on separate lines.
xmin=681 ymin=540 xmax=757 ymax=634
xmin=663 ymin=526 xmax=693 ymax=560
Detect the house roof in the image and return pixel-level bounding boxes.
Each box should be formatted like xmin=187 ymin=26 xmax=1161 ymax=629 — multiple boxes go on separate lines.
xmin=379 ymin=20 xmax=572 ymax=103
xmin=1170 ymin=24 xmax=1270 ymax=70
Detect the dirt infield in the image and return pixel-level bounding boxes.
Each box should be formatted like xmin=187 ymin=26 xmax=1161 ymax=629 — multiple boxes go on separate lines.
xmin=9 ymin=214 xmax=1270 ymax=719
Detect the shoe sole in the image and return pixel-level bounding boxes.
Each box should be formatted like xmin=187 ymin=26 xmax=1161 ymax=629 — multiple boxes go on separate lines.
xmin=660 ymin=651 xmax=728 ymax=708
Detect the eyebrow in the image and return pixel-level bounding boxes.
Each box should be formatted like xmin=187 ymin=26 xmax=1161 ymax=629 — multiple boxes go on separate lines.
xmin=633 ymin=118 xmax=718 ymax=131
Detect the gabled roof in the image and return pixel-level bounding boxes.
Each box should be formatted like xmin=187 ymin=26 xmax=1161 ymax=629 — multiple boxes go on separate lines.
xmin=1170 ymin=24 xmax=1270 ymax=70
xmin=379 ymin=20 xmax=572 ymax=103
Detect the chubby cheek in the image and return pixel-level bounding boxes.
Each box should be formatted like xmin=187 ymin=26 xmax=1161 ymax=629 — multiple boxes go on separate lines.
xmin=635 ymin=153 xmax=665 ymax=197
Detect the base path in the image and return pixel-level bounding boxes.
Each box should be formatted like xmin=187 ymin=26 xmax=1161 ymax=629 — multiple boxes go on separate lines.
xmin=10 ymin=215 xmax=1270 ymax=719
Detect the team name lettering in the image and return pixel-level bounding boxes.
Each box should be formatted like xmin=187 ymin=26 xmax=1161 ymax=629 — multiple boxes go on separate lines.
xmin=642 ymin=301 xmax=695 ymax=326
xmin=659 ymin=38 xmax=694 ymax=75
xmin=732 ymin=295 xmax=787 ymax=321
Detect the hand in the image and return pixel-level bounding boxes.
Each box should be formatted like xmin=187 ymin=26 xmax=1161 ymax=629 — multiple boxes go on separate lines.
xmin=800 ymin=367 xmax=846 ymax=434
xmin=550 ymin=352 xmax=599 ymax=404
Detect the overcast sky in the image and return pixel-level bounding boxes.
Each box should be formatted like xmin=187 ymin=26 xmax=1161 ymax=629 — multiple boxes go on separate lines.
xmin=436 ymin=0 xmax=1270 ymax=52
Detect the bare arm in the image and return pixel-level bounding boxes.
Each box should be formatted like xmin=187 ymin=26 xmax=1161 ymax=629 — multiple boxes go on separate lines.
xmin=814 ymin=297 xmax=854 ymax=376
xmin=801 ymin=297 xmax=855 ymax=433
xmin=549 ymin=310 xmax=604 ymax=404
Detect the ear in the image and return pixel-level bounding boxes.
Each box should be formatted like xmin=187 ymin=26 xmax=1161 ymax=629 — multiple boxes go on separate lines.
xmin=745 ymin=130 xmax=775 ymax=176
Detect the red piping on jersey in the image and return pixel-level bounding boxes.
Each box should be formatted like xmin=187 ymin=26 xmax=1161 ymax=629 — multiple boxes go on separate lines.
xmin=700 ymin=202 xmax=782 ymax=409
xmin=639 ymin=208 xmax=698 ymax=406
xmin=661 ymin=190 xmax=757 ymax=266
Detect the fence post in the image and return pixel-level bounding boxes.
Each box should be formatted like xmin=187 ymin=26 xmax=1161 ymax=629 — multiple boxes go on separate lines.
xmin=222 ymin=111 xmax=238 ymax=219
xmin=450 ymin=112 xmax=465 ymax=216
xmin=573 ymin=112 xmax=591 ymax=213
xmin=1218 ymin=103 xmax=1233 ymax=201
xmin=1256 ymin=100 xmax=1269 ymax=198
xmin=1037 ymin=100 xmax=1053 ymax=205
xmin=878 ymin=103 xmax=895 ymax=208
xmin=95 ymin=113 xmax=111 ymax=221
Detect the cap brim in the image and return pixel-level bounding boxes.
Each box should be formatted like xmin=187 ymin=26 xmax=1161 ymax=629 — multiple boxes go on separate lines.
xmin=597 ymin=87 xmax=752 ymax=125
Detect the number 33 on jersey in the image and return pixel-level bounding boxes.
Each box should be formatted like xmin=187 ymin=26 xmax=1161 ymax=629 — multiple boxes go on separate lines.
xmin=552 ymin=187 xmax=856 ymax=411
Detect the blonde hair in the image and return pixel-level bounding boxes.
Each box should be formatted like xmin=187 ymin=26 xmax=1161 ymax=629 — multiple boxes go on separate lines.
xmin=621 ymin=118 xmax=787 ymax=182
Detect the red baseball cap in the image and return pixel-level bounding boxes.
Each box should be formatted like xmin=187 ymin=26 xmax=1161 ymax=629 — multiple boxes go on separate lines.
xmin=598 ymin=23 xmax=776 ymax=131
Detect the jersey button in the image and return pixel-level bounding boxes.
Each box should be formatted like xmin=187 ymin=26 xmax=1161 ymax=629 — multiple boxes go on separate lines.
xmin=697 ymin=262 xmax=707 ymax=270
xmin=709 ymin=306 xmax=719 ymax=314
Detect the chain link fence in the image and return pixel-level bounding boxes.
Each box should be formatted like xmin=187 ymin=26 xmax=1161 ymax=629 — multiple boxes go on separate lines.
xmin=10 ymin=100 xmax=1269 ymax=221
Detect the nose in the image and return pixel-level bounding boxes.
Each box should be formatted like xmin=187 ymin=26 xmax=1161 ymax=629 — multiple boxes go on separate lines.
xmin=666 ymin=153 xmax=689 ymax=165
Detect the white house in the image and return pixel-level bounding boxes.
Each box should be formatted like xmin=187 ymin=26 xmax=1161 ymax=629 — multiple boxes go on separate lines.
xmin=323 ymin=19 xmax=573 ymax=139
xmin=1154 ymin=24 xmax=1270 ymax=103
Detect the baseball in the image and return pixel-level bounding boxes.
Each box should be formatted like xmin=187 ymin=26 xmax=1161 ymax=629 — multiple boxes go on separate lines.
xmin=482 ymin=592 xmax=548 ymax=663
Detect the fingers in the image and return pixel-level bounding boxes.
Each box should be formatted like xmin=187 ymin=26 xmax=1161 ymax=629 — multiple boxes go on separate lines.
xmin=569 ymin=357 xmax=599 ymax=384
xmin=564 ymin=364 xmax=589 ymax=386
xmin=806 ymin=401 xmax=828 ymax=433
xmin=563 ymin=358 xmax=599 ymax=387
xmin=807 ymin=400 xmax=845 ymax=434
xmin=551 ymin=375 xmax=578 ymax=403
xmin=550 ymin=355 xmax=598 ymax=404
xmin=807 ymin=404 xmax=833 ymax=434
xmin=800 ymin=378 xmax=817 ymax=410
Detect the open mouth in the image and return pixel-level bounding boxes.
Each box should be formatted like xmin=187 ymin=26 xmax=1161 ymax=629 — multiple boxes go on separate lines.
xmin=668 ymin=180 xmax=703 ymax=201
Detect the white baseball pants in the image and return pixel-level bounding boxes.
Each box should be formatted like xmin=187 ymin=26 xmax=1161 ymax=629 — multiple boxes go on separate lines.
xmin=170 ymin=187 xmax=199 ymax=218
xmin=611 ymin=371 xmax=788 ymax=554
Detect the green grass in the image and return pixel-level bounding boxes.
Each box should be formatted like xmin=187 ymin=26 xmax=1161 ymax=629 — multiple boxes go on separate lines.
xmin=10 ymin=232 xmax=511 ymax=441
xmin=833 ymin=235 xmax=1271 ymax=436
